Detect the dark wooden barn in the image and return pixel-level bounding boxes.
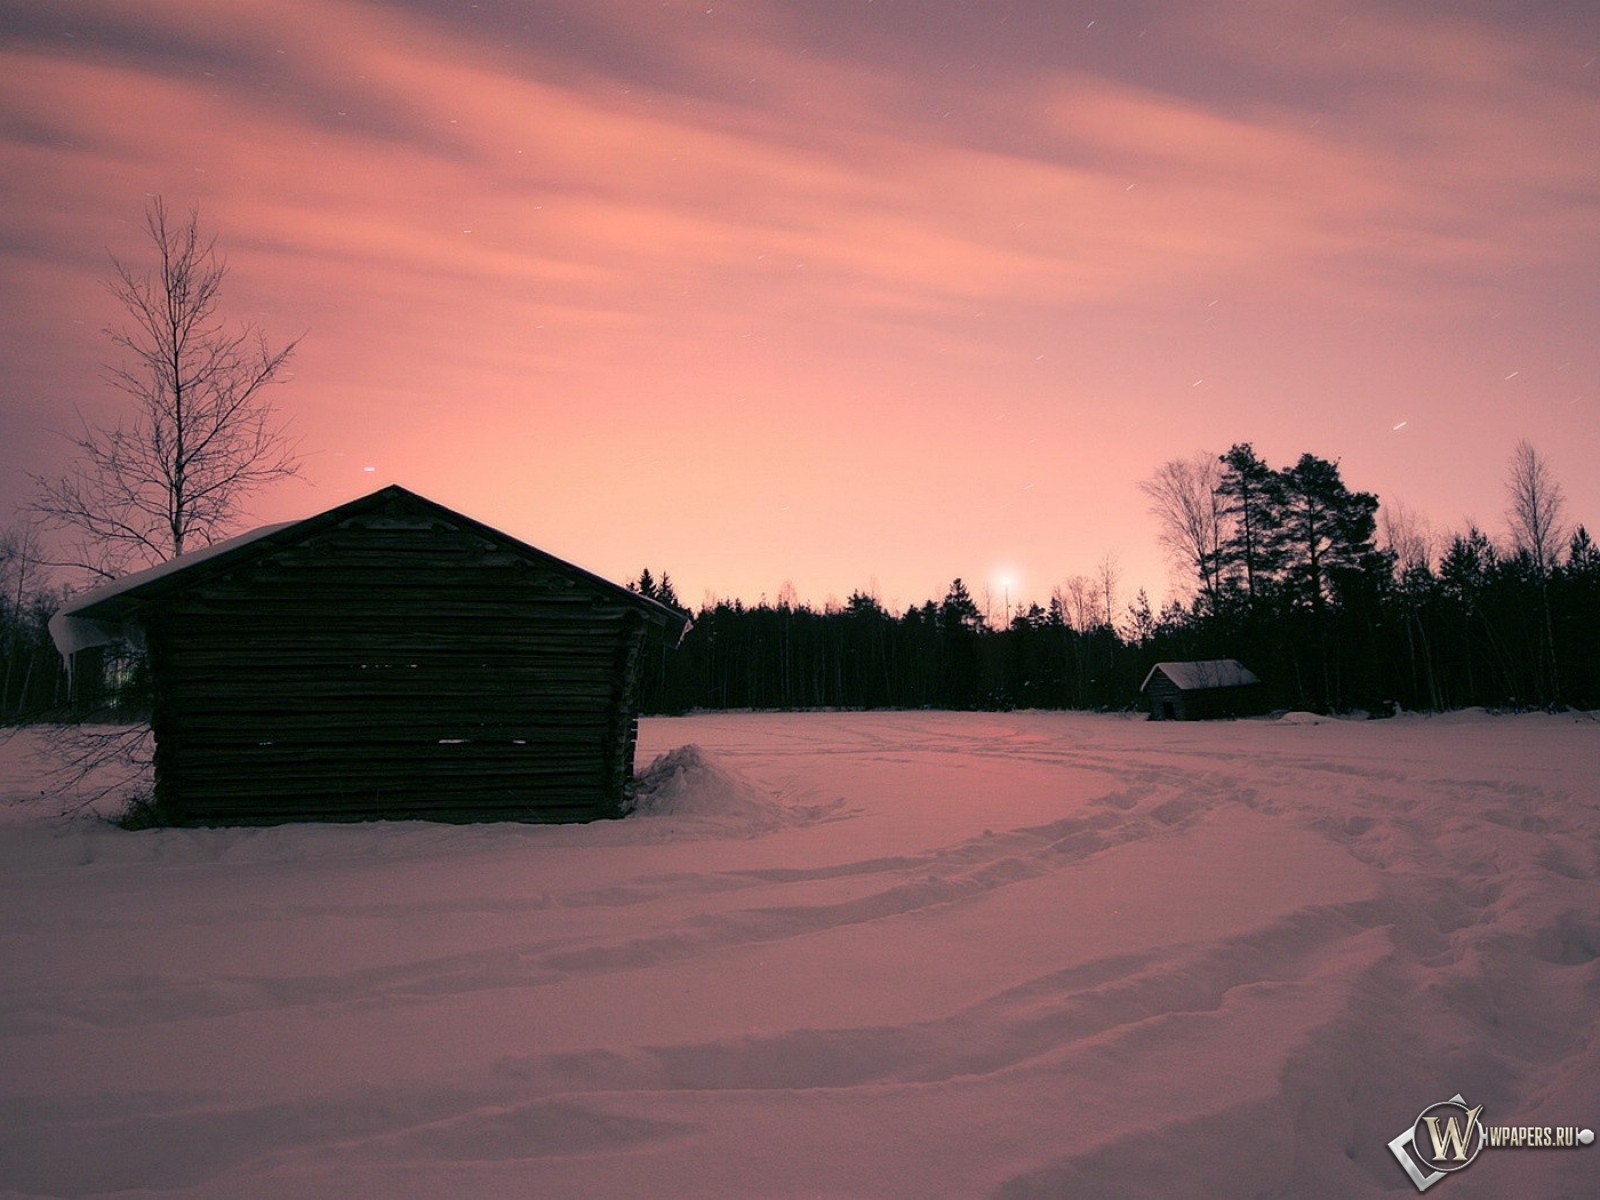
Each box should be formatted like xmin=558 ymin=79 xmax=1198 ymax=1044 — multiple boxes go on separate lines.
xmin=1140 ymin=659 xmax=1262 ymax=721
xmin=49 ymin=486 xmax=688 ymax=825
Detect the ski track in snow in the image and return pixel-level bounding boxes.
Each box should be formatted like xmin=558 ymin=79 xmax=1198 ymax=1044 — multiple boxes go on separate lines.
xmin=0 ymin=711 xmax=1596 ymax=1198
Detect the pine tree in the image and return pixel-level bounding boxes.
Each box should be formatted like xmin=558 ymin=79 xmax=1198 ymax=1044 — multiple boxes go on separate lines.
xmin=939 ymin=579 xmax=984 ymax=634
xmin=937 ymin=579 xmax=983 ymax=707
xmin=1216 ymin=443 xmax=1283 ymax=608
xmin=1275 ymin=454 xmax=1382 ymax=619
xmin=1273 ymin=454 xmax=1384 ymax=709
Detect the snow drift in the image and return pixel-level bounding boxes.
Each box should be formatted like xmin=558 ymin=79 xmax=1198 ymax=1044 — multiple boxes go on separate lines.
xmin=628 ymin=744 xmax=788 ymax=825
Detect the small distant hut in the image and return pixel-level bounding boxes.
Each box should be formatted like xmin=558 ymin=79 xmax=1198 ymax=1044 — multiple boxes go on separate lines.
xmin=1140 ymin=659 xmax=1262 ymax=721
xmin=49 ymin=485 xmax=688 ymax=825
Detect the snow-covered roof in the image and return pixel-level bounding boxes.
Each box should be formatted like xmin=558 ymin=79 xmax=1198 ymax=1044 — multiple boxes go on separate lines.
xmin=1140 ymin=659 xmax=1260 ymax=693
xmin=49 ymin=485 xmax=690 ymax=659
xmin=49 ymin=521 xmax=299 ymax=657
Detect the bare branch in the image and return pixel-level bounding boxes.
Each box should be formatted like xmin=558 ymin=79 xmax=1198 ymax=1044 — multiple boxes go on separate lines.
xmin=1505 ymin=439 xmax=1568 ymax=578
xmin=1380 ymin=499 xmax=1435 ymax=574
xmin=1096 ymin=552 xmax=1120 ymax=630
xmin=1139 ymin=452 xmax=1224 ymax=605
xmin=32 ymin=724 xmax=155 ymax=818
xmin=31 ymin=197 xmax=300 ymax=577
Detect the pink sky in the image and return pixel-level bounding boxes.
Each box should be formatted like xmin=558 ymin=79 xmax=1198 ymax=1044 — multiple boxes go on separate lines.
xmin=3 ymin=0 xmax=1597 ymax=615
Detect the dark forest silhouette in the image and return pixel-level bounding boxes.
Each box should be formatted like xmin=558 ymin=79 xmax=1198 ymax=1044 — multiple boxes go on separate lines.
xmin=627 ymin=443 xmax=1599 ymax=717
xmin=626 ymin=527 xmax=1600 ymax=717
xmin=6 ymin=443 xmax=1598 ymax=723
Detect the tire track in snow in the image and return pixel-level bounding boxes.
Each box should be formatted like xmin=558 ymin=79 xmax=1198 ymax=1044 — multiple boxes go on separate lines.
xmin=0 ymin=777 xmax=1214 ymax=1032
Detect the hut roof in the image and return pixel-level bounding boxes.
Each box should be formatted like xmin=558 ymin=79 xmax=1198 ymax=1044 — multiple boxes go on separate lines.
xmin=1140 ymin=659 xmax=1260 ymax=693
xmin=50 ymin=484 xmax=689 ymax=657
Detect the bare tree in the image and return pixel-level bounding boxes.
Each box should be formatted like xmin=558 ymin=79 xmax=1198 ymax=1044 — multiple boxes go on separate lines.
xmin=1505 ymin=439 xmax=1568 ymax=577
xmin=1381 ymin=499 xmax=1442 ymax=710
xmin=33 ymin=197 xmax=300 ymax=579
xmin=1380 ymin=499 xmax=1434 ymax=575
xmin=1504 ymin=439 xmax=1567 ymax=704
xmin=1139 ymin=452 xmax=1224 ymax=608
xmin=1096 ymin=551 xmax=1120 ymax=630
xmin=1056 ymin=575 xmax=1097 ymax=633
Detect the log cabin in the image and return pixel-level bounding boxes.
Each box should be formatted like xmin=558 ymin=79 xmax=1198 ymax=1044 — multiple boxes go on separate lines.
xmin=49 ymin=485 xmax=688 ymax=824
xmin=1140 ymin=659 xmax=1262 ymax=721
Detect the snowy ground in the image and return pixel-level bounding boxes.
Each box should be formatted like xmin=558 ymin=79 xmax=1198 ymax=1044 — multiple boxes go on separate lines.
xmin=1 ymin=710 xmax=1597 ymax=1198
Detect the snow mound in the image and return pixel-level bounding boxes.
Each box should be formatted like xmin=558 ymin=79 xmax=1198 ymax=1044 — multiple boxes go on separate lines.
xmin=629 ymin=745 xmax=787 ymax=824
xmin=1275 ymin=711 xmax=1326 ymax=725
xmin=1426 ymin=705 xmax=1493 ymax=723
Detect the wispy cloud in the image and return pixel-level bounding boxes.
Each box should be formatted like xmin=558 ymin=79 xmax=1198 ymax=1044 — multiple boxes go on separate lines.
xmin=1 ymin=0 xmax=1596 ymax=605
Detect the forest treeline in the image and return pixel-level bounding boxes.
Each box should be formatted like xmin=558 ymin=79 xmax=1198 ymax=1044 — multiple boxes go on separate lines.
xmin=629 ymin=441 xmax=1599 ymax=716
xmin=4 ymin=441 xmax=1597 ymax=723
xmin=0 ymin=526 xmax=70 ymax=721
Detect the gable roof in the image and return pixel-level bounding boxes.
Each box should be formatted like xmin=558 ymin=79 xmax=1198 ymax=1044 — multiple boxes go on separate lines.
xmin=1139 ymin=659 xmax=1260 ymax=693
xmin=50 ymin=484 xmax=689 ymax=656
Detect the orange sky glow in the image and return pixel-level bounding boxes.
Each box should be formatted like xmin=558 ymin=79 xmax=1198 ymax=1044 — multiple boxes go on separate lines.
xmin=3 ymin=0 xmax=1597 ymax=617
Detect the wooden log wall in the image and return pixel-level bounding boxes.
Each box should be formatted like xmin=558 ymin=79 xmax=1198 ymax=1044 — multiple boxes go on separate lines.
xmin=1143 ymin=671 xmax=1184 ymax=720
xmin=144 ymin=512 xmax=654 ymax=824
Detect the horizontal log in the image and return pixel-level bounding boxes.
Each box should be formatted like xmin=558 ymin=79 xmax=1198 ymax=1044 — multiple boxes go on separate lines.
xmin=167 ymin=802 xmax=608 ymax=823
xmin=167 ymin=794 xmax=616 ymax=822
xmin=163 ymin=566 xmax=632 ymax=595
xmin=156 ymin=683 xmax=622 ymax=708
xmin=154 ymin=615 xmax=644 ymax=641
xmin=168 ymin=777 xmax=620 ymax=814
xmin=165 ymin=762 xmax=612 ymax=786
xmin=164 ymin=744 xmax=613 ymax=770
xmin=176 ymin=811 xmax=616 ymax=826
xmin=156 ymin=714 xmax=620 ymax=734
xmin=172 ymin=777 xmax=613 ymax=799
xmin=155 ymin=697 xmax=623 ymax=717
xmin=150 ymin=656 xmax=636 ymax=691
xmin=155 ymin=644 xmax=626 ymax=667
xmin=169 ymin=780 xmax=613 ymax=806
xmin=168 ymin=774 xmax=612 ymax=798
xmin=155 ymin=634 xmax=635 ymax=660
xmin=198 ymin=563 xmax=593 ymax=589
xmin=193 ymin=586 xmax=593 ymax=612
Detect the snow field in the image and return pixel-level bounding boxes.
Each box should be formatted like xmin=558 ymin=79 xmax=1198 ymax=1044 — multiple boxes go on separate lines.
xmin=0 ymin=710 xmax=1596 ymax=1197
